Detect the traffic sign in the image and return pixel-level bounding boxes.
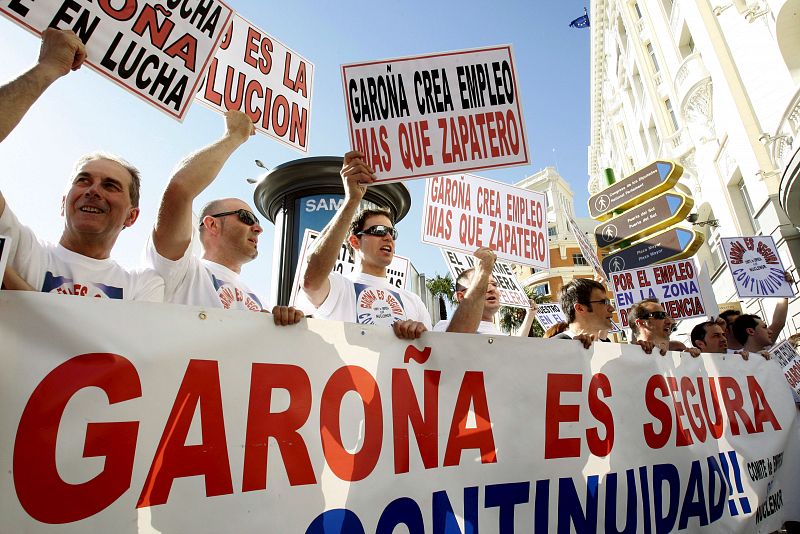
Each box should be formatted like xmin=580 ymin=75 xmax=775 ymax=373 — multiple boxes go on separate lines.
xmin=595 ymin=192 xmax=693 ymax=250
xmin=602 ymin=227 xmax=704 ymax=273
xmin=588 ymin=161 xmax=683 ymax=221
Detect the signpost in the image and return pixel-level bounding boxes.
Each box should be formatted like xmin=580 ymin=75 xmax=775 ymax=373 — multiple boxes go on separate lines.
xmin=588 ymin=161 xmax=683 ymax=220
xmin=602 ymin=227 xmax=704 ymax=274
xmin=595 ymin=192 xmax=693 ymax=250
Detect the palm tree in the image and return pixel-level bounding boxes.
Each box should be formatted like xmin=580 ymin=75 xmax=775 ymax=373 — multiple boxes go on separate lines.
xmin=426 ymin=274 xmax=455 ymax=320
xmin=498 ymin=286 xmax=551 ymax=337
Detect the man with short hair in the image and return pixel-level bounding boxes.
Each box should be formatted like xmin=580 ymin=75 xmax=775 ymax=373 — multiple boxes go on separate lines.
xmin=147 ymin=111 xmax=301 ymax=325
xmin=731 ymin=314 xmax=773 ymax=359
xmin=690 ymin=321 xmax=728 ymax=354
xmin=553 ymin=277 xmax=627 ymax=349
xmin=627 ymin=298 xmax=700 ymax=357
xmin=720 ymin=271 xmax=794 ymax=350
xmin=0 ymin=29 xmax=163 ymax=301
xmin=302 ymin=151 xmax=431 ymax=339
xmin=432 ymin=247 xmax=535 ymax=335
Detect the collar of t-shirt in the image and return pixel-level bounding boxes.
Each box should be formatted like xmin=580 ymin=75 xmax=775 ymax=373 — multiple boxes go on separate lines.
xmin=346 ymin=271 xmax=392 ymax=288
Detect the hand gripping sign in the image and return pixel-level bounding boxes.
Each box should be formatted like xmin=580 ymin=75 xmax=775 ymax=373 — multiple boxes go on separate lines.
xmin=423 ymin=174 xmax=549 ymax=269
xmin=1 ymin=0 xmax=233 ymax=121
xmin=341 ymin=45 xmax=529 ymax=183
xmin=197 ymin=13 xmax=313 ymax=152
xmin=722 ymin=236 xmax=795 ymax=298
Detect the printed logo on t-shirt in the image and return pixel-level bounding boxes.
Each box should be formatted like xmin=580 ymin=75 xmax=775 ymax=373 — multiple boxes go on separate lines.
xmin=354 ymin=283 xmax=406 ymax=325
xmin=211 ymin=274 xmax=262 ymax=311
xmin=42 ymin=271 xmax=123 ymax=299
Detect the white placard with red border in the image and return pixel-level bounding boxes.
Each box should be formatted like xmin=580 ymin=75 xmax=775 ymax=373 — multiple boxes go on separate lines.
xmin=196 ymin=13 xmax=313 ymax=152
xmin=722 ymin=236 xmax=795 ymax=298
xmin=1 ymin=291 xmax=799 ymax=532
xmin=290 ymin=229 xmax=410 ymax=308
xmin=1 ymin=0 xmax=232 ymax=121
xmin=422 ymin=174 xmax=548 ymax=269
xmin=609 ymin=258 xmax=707 ymax=327
xmin=341 ymin=45 xmax=529 ymax=183
xmin=440 ymin=249 xmax=529 ymax=308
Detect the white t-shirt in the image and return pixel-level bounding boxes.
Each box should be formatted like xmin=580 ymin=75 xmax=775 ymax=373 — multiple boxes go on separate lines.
xmin=310 ymin=271 xmax=432 ymax=329
xmin=433 ymin=319 xmax=502 ymax=335
xmin=0 ymin=207 xmax=163 ymax=301
xmin=146 ymin=239 xmax=264 ymax=311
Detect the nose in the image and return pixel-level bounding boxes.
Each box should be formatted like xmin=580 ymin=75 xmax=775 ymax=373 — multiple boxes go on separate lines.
xmin=252 ymin=223 xmax=263 ymax=234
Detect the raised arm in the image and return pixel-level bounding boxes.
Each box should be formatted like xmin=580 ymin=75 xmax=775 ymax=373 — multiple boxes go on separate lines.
xmin=767 ymin=271 xmax=795 ymax=337
xmin=2 ymin=266 xmax=35 ymax=291
xmin=302 ymin=151 xmax=374 ymax=306
xmin=447 ymin=248 xmax=496 ymax=333
xmin=152 ymin=110 xmax=254 ymax=260
xmin=0 ymin=29 xmax=86 ymax=217
xmin=515 ymin=299 xmax=538 ymax=337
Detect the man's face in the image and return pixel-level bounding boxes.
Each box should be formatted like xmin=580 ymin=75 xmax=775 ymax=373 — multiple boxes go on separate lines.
xmin=484 ymin=276 xmax=500 ymax=315
xmin=637 ymin=302 xmax=671 ymax=339
xmin=582 ymin=287 xmax=614 ymax=330
xmin=353 ymin=214 xmax=395 ymax=268
xmin=62 ymin=158 xmax=139 ymax=240
xmin=699 ymin=324 xmax=728 ymax=353
xmin=214 ymin=200 xmax=263 ymax=262
xmin=748 ymin=319 xmax=773 ymax=349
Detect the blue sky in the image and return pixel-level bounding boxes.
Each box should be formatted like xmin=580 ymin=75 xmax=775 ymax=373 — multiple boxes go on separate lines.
xmin=0 ymin=1 xmax=591 ymax=301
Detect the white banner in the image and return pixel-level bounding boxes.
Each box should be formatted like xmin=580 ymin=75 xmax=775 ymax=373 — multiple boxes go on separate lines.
xmin=289 ymin=229 xmax=409 ymax=308
xmin=341 ymin=46 xmax=529 ymax=182
xmin=609 ymin=259 xmax=708 ymax=327
xmin=422 ymin=174 xmax=548 ymax=269
xmin=770 ymin=340 xmax=800 ymax=396
xmin=1 ymin=292 xmax=799 ymax=532
xmin=440 ymin=248 xmax=529 ymax=308
xmin=1 ymin=0 xmax=232 ymax=121
xmin=197 ymin=13 xmax=313 ymax=152
xmin=722 ymin=236 xmax=795 ymax=298
xmin=534 ymin=302 xmax=567 ymax=330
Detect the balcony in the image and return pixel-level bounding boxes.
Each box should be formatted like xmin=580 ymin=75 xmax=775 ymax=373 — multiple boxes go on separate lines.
xmin=674 ymin=53 xmax=711 ymax=113
xmin=658 ymin=127 xmax=693 ymax=159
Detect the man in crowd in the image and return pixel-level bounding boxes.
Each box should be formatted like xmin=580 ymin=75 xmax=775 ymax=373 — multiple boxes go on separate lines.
xmin=302 ymin=151 xmax=430 ymax=339
xmin=720 ymin=271 xmax=794 ymax=350
xmin=553 ymin=278 xmax=634 ymax=349
xmin=690 ymin=320 xmax=728 ymax=354
xmin=627 ymin=298 xmax=700 ymax=357
xmin=0 ymin=29 xmax=163 ymax=301
xmin=731 ymin=314 xmax=773 ymax=359
xmin=147 ymin=110 xmax=301 ymax=325
xmin=433 ymin=247 xmax=535 ymax=335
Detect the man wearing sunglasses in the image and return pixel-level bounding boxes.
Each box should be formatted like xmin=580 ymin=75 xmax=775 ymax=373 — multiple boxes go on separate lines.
xmin=628 ymin=299 xmax=700 ymax=357
xmin=0 ymin=29 xmax=164 ymax=301
xmin=301 ymin=151 xmax=431 ymax=339
xmin=552 ymin=278 xmax=617 ymax=348
xmin=146 ymin=111 xmax=302 ymax=325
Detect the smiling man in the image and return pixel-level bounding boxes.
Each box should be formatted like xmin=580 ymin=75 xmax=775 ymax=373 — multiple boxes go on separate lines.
xmin=628 ymin=298 xmax=700 ymax=357
xmin=146 ymin=111 xmax=301 ymax=325
xmin=302 ymin=151 xmax=431 ymax=339
xmin=0 ymin=29 xmax=163 ymax=300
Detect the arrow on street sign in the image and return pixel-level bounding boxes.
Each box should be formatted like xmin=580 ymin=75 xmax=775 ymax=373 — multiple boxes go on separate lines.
xmin=595 ymin=192 xmax=694 ymax=250
xmin=588 ymin=161 xmax=683 ymax=221
xmin=602 ymin=227 xmax=704 ymax=273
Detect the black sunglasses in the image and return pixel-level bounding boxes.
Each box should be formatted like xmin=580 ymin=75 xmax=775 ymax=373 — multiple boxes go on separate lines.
xmin=357 ymin=225 xmax=398 ymax=240
xmin=641 ymin=311 xmax=669 ymax=320
xmin=201 ymin=209 xmax=259 ymax=228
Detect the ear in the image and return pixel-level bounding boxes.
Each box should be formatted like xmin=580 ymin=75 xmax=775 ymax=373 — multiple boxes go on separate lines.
xmin=348 ymin=233 xmax=361 ymax=251
xmin=455 ymin=289 xmax=466 ymax=303
xmin=123 ymin=207 xmax=140 ymax=229
xmin=573 ymin=302 xmax=587 ymax=315
xmin=746 ymin=327 xmax=756 ymax=336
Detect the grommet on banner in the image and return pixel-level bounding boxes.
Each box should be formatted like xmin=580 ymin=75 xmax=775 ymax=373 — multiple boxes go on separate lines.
xmin=198 ymin=312 xmax=207 ymax=320
xmin=488 ymin=338 xmax=494 ymax=344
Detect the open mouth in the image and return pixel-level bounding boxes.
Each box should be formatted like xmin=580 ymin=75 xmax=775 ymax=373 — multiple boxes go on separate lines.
xmin=379 ymin=246 xmax=393 ymax=253
xmin=79 ymin=206 xmax=105 ymax=214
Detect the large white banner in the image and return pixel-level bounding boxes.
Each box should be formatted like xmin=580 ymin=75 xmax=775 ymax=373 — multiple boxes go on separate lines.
xmin=422 ymin=174 xmax=549 ymax=269
xmin=197 ymin=13 xmax=313 ymax=152
xmin=722 ymin=236 xmax=795 ymax=298
xmin=341 ymin=46 xmax=529 ymax=182
xmin=1 ymin=292 xmax=799 ymax=532
xmin=1 ymin=0 xmax=232 ymax=121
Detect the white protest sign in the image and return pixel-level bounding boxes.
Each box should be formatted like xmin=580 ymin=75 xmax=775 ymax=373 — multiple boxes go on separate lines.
xmin=0 ymin=235 xmax=9 ymax=288
xmin=422 ymin=174 xmax=549 ymax=269
xmin=1 ymin=0 xmax=232 ymax=121
xmin=722 ymin=236 xmax=795 ymax=298
xmin=341 ymin=45 xmax=529 ymax=182
xmin=197 ymin=13 xmax=313 ymax=152
xmin=565 ymin=214 xmax=607 ymax=283
xmin=534 ymin=302 xmax=567 ymax=330
xmin=440 ymin=249 xmax=529 ymax=308
xmin=289 ymin=229 xmax=410 ymax=307
xmin=609 ymin=259 xmax=707 ymax=327
xmin=770 ymin=340 xmax=800 ymax=397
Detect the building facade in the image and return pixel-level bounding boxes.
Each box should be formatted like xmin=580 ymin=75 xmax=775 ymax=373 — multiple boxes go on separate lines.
xmin=588 ymin=0 xmax=800 ymax=339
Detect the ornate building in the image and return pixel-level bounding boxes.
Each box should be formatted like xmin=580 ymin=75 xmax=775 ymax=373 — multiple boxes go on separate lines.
xmin=588 ymin=0 xmax=800 ymax=338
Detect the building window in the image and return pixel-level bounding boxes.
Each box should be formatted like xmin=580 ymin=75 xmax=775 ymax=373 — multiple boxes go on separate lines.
xmin=573 ymin=253 xmax=589 ymax=266
xmin=664 ymin=98 xmax=679 ymax=131
xmin=738 ymin=181 xmax=761 ymax=234
xmin=646 ymin=42 xmax=660 ymax=72
xmin=709 ymin=229 xmax=725 ymax=270
xmin=634 ymin=2 xmax=643 ymax=19
xmin=548 ymin=226 xmax=557 ymax=236
xmin=534 ymin=283 xmax=551 ymax=297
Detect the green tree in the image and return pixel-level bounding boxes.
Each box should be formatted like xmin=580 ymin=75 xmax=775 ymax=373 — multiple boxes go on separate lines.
xmin=426 ymin=273 xmax=455 ymax=320
xmin=498 ymin=286 xmax=551 ymax=336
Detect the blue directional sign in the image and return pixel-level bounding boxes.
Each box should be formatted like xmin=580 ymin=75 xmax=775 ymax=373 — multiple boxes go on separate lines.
xmin=602 ymin=227 xmax=704 ymax=274
xmin=589 ymin=161 xmax=683 ymax=221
